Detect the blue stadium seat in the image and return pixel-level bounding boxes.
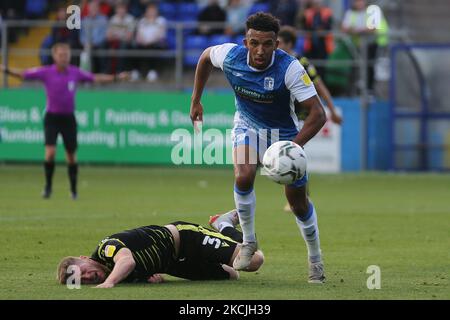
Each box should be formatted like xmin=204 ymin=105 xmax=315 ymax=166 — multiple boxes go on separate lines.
xmin=183 ymin=27 xmax=197 ymax=36
xmin=39 ymin=35 xmax=54 ymax=65
xmin=183 ymin=35 xmax=209 ymax=50
xmin=247 ymin=3 xmax=270 ymax=16
xmin=184 ymin=51 xmax=202 ymax=67
xmin=208 ymin=34 xmax=232 ymax=47
xmin=159 ymin=2 xmax=177 ymax=21
xmin=233 ymin=35 xmax=245 ymax=46
xmin=26 ymin=0 xmax=48 ymax=17
xmin=166 ymin=30 xmax=177 ymax=50
xmin=176 ymin=3 xmax=199 ymax=21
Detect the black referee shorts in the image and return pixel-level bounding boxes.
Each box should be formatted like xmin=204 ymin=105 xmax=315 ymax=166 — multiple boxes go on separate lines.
xmin=44 ymin=113 xmax=77 ymax=153
xmin=167 ymin=221 xmax=239 ymax=280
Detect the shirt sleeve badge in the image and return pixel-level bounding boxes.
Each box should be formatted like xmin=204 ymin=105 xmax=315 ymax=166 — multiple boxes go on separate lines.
xmin=104 ymin=245 xmax=116 ymax=258
xmin=300 ymin=70 xmax=312 ymax=86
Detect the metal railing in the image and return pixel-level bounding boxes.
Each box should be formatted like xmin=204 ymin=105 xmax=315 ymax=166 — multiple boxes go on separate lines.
xmin=0 ymin=19 xmax=400 ymax=90
xmin=0 ymin=19 xmax=413 ymax=171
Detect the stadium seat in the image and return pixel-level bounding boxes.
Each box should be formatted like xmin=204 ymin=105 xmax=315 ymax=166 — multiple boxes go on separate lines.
xmin=176 ymin=3 xmax=199 ymax=21
xmin=159 ymin=2 xmax=177 ymax=21
xmin=183 ymin=35 xmax=209 ymax=50
xmin=208 ymin=35 xmax=232 ymax=47
xmin=183 ymin=51 xmax=202 ymax=67
xmin=25 ymin=0 xmax=48 ymax=17
xmin=182 ymin=25 xmax=197 ymax=37
xmin=166 ymin=30 xmax=177 ymax=50
xmin=247 ymin=2 xmax=270 ymax=16
xmin=39 ymin=35 xmax=54 ymax=65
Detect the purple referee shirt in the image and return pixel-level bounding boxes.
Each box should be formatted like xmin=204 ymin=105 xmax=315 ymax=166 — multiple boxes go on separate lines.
xmin=23 ymin=64 xmax=94 ymax=114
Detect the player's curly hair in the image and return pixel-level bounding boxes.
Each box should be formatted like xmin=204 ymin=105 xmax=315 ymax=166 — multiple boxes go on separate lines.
xmin=246 ymin=12 xmax=280 ymax=34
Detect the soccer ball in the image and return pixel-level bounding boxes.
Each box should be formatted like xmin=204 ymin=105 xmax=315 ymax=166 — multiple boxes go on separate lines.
xmin=262 ymin=141 xmax=307 ymax=185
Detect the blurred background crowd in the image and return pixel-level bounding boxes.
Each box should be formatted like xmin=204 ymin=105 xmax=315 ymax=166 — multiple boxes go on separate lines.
xmin=1 ymin=0 xmax=448 ymax=98
xmin=1 ymin=0 xmax=450 ymax=172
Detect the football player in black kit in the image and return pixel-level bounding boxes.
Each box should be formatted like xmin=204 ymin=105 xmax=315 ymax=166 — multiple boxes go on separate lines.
xmin=57 ymin=210 xmax=264 ymax=288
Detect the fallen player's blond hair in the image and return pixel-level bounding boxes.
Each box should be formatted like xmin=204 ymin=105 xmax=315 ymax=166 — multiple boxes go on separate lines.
xmin=56 ymin=256 xmax=81 ymax=284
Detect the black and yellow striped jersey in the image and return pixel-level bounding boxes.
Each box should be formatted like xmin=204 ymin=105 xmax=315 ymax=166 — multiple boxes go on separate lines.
xmin=299 ymin=56 xmax=320 ymax=84
xmin=90 ymin=225 xmax=176 ymax=282
xmin=296 ymin=56 xmax=321 ymax=121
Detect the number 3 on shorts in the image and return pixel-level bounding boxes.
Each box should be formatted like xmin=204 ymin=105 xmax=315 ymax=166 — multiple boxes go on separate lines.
xmin=202 ymin=235 xmax=221 ymax=249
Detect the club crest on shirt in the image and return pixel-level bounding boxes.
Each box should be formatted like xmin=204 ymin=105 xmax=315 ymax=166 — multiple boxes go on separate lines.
xmin=264 ymin=77 xmax=274 ymax=91
xmin=68 ymin=81 xmax=75 ymax=91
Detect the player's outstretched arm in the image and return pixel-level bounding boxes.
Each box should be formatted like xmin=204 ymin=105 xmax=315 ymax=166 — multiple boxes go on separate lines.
xmin=95 ymin=248 xmax=136 ymax=288
xmin=0 ymin=65 xmax=25 ymax=80
xmin=315 ymin=78 xmax=343 ymax=125
xmin=293 ymin=96 xmax=327 ymax=147
xmin=190 ymin=47 xmax=214 ymax=127
xmin=93 ymin=71 xmax=130 ymax=84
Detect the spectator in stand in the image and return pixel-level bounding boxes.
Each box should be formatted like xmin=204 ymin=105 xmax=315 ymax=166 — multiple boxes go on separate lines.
xmin=25 ymin=0 xmax=49 ymax=19
xmin=197 ymin=0 xmax=228 ymax=9
xmin=80 ymin=0 xmax=109 ymax=73
xmin=133 ymin=3 xmax=167 ymax=82
xmin=0 ymin=0 xmax=25 ymax=19
xmin=278 ymin=25 xmax=342 ymax=125
xmin=80 ymin=0 xmax=89 ymax=17
xmin=81 ymin=0 xmax=114 ymax=18
xmin=52 ymin=7 xmax=81 ymax=49
xmin=299 ymin=0 xmax=334 ymax=77
xmin=128 ymin=0 xmax=153 ymax=18
xmin=0 ymin=12 xmax=3 ymax=42
xmin=0 ymin=0 xmax=26 ymax=42
xmin=106 ymin=1 xmax=136 ymax=74
xmin=224 ymin=0 xmax=252 ymax=36
xmin=341 ymin=0 xmax=389 ymax=91
xmin=268 ymin=0 xmax=298 ymax=27
xmin=45 ymin=7 xmax=82 ymax=65
xmin=197 ymin=0 xmax=227 ymax=36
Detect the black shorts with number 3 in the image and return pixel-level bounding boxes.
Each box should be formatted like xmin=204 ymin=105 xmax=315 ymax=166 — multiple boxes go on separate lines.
xmin=167 ymin=221 xmax=239 ymax=281
xmin=44 ymin=112 xmax=77 ymax=153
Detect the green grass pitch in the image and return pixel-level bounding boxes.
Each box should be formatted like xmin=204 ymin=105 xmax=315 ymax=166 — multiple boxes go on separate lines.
xmin=0 ymin=164 xmax=448 ymax=299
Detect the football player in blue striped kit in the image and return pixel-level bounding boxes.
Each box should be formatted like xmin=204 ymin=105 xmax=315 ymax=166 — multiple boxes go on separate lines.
xmin=190 ymin=12 xmax=327 ymax=283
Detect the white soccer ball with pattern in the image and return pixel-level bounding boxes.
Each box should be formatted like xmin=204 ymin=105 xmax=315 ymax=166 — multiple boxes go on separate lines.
xmin=262 ymin=141 xmax=307 ymax=185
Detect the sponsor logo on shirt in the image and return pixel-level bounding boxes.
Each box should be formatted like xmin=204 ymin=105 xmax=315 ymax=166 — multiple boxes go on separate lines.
xmin=105 ymin=245 xmax=116 ymax=258
xmin=233 ymin=85 xmax=275 ymax=103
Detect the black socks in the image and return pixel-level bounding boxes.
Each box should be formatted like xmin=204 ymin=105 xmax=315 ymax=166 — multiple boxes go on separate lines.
xmin=44 ymin=161 xmax=55 ymax=192
xmin=68 ymin=163 xmax=78 ymax=195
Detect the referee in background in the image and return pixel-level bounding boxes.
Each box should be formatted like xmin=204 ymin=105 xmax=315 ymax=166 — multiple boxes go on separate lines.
xmin=1 ymin=43 xmax=129 ymax=199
